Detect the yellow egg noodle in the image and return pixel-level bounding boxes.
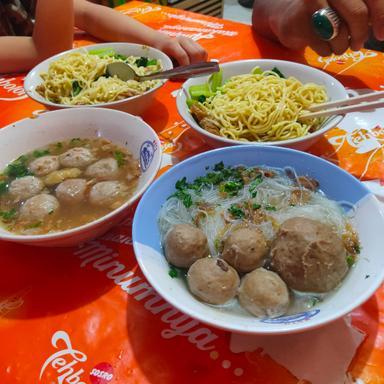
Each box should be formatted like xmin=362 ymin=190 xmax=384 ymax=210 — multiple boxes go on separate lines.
xmin=197 ymin=71 xmax=328 ymax=142
xmin=36 ymin=51 xmax=162 ymax=105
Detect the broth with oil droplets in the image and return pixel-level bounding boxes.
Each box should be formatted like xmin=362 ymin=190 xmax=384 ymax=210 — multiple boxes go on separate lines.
xmin=0 ymin=137 xmax=140 ymax=235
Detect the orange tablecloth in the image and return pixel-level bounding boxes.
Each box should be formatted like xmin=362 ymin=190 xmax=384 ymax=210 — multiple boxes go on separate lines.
xmin=0 ymin=2 xmax=383 ymax=383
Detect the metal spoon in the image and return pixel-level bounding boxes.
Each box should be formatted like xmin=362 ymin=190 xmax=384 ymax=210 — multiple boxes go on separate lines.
xmin=106 ymin=61 xmax=219 ymax=82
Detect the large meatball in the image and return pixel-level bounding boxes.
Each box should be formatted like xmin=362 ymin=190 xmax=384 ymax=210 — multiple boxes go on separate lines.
xmin=19 ymin=193 xmax=60 ymax=222
xmin=59 ymin=147 xmax=94 ymax=168
xmin=89 ymin=181 xmax=126 ymax=206
xmin=9 ymin=176 xmax=44 ymax=201
xmin=270 ymin=217 xmax=348 ymax=293
xmin=187 ymin=258 xmax=240 ymax=305
xmin=85 ymin=157 xmax=119 ymax=180
xmin=56 ymin=178 xmax=87 ymax=205
xmin=222 ymin=227 xmax=269 ymax=273
xmin=238 ymin=268 xmax=290 ymax=318
xmin=164 ymin=223 xmax=209 ymax=268
xmin=29 ymin=155 xmax=59 ymax=176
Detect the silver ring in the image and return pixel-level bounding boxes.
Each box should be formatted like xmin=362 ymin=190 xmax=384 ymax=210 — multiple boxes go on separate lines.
xmin=311 ymin=7 xmax=341 ymax=41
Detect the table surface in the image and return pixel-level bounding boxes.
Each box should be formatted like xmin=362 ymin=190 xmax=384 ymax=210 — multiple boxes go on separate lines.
xmin=0 ymin=2 xmax=384 ymax=383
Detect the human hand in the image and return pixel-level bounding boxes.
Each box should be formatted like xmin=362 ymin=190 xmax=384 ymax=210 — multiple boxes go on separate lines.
xmin=152 ymin=34 xmax=207 ymax=66
xmin=253 ymin=0 xmax=384 ymax=56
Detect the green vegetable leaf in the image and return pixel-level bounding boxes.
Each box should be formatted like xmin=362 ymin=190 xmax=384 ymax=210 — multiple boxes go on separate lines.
xmin=228 ymin=205 xmax=245 ymax=219
xmin=0 ymin=208 xmax=17 ymax=221
xmin=147 ymin=59 xmax=158 ymax=66
xmin=0 ymin=181 xmax=8 ymax=195
xmin=135 ymin=57 xmax=149 ymax=67
xmin=114 ymin=53 xmax=128 ymax=61
xmin=271 ymin=67 xmax=286 ymax=78
xmin=209 ymin=67 xmax=223 ymax=92
xmin=168 ymin=266 xmax=179 ymax=278
xmin=251 ymin=66 xmax=263 ymax=75
xmin=189 ymin=83 xmax=213 ymax=100
xmin=89 ymin=48 xmax=116 ymax=57
xmin=72 ymin=81 xmax=82 ymax=97
xmin=175 ymin=177 xmax=189 ymax=191
xmin=33 ymin=149 xmax=50 ymax=158
xmin=113 ymin=150 xmax=126 ymax=167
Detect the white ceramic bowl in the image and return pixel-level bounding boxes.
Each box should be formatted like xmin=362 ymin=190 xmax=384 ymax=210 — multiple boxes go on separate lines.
xmin=24 ymin=43 xmax=173 ymax=115
xmin=0 ymin=108 xmax=161 ymax=247
xmin=176 ymin=59 xmax=348 ymax=151
xmin=133 ymin=145 xmax=384 ymax=334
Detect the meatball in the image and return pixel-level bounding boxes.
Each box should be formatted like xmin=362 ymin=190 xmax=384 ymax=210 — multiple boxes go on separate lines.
xmin=56 ymin=178 xmax=87 ymax=205
xmin=59 ymin=147 xmax=94 ymax=168
xmin=85 ymin=157 xmax=119 ymax=180
xmin=19 ymin=193 xmax=59 ymax=222
xmin=9 ymin=176 xmax=44 ymax=201
xmin=89 ymin=181 xmax=126 ymax=206
xmin=187 ymin=258 xmax=240 ymax=305
xmin=164 ymin=223 xmax=209 ymax=268
xmin=238 ymin=268 xmax=290 ymax=318
xmin=222 ymin=227 xmax=269 ymax=273
xmin=29 ymin=155 xmax=59 ymax=176
xmin=270 ymin=217 xmax=348 ymax=293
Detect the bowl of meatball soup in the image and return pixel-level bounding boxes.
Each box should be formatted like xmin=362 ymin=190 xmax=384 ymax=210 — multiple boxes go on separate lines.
xmin=0 ymin=108 xmax=161 ymax=246
xmin=132 ymin=145 xmax=384 ymax=334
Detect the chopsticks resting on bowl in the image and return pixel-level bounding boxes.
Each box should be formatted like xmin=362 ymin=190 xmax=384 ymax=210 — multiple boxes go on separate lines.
xmin=300 ymin=90 xmax=384 ymax=119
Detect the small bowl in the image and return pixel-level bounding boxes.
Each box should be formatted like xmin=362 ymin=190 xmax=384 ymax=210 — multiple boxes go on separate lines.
xmin=0 ymin=108 xmax=161 ymax=247
xmin=176 ymin=59 xmax=348 ymax=151
xmin=132 ymin=145 xmax=384 ymax=334
xmin=24 ymin=43 xmax=173 ymax=115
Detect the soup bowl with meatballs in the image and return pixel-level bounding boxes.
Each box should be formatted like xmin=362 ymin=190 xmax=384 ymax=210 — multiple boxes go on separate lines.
xmin=0 ymin=108 xmax=161 ymax=247
xmin=132 ymin=145 xmax=384 ymax=334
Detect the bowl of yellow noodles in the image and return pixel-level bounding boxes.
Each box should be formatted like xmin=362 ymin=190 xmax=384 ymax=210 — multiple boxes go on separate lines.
xmin=176 ymin=59 xmax=347 ymax=150
xmin=24 ymin=42 xmax=173 ymax=115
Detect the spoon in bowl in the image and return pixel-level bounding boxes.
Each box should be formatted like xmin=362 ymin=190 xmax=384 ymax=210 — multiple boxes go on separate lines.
xmin=106 ymin=61 xmax=220 ymax=82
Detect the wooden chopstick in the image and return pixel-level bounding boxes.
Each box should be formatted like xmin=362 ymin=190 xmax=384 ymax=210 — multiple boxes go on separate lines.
xmin=308 ymin=90 xmax=384 ymax=112
xmin=300 ymin=99 xmax=384 ymax=120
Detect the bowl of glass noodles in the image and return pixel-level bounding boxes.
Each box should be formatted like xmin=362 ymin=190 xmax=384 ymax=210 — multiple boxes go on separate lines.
xmin=176 ymin=59 xmax=347 ymax=150
xmin=0 ymin=107 xmax=161 ymax=247
xmin=132 ymin=145 xmax=384 ymax=334
xmin=24 ymin=42 xmax=173 ymax=115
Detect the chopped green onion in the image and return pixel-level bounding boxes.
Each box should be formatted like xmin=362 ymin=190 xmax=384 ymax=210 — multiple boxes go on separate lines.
xmin=220 ymin=180 xmax=243 ymax=196
xmin=353 ymin=243 xmax=361 ymax=254
xmin=6 ymin=156 xmax=32 ymax=178
xmin=249 ymin=175 xmax=263 ymax=197
xmin=33 ymin=149 xmax=50 ymax=158
xmin=168 ymin=266 xmax=178 ymax=278
xmin=197 ymin=95 xmax=206 ymax=103
xmin=346 ymin=255 xmax=355 ymax=267
xmin=113 ymin=150 xmax=126 ymax=167
xmin=0 ymin=181 xmax=8 ymax=195
xmin=26 ymin=221 xmax=42 ymax=229
xmin=0 ymin=208 xmax=17 ymax=221
xmin=213 ymin=162 xmax=224 ymax=171
xmin=252 ymin=203 xmax=261 ymax=210
xmin=114 ymin=53 xmax=127 ymax=61
xmin=175 ymin=177 xmax=189 ymax=190
xmin=265 ymin=205 xmax=277 ymax=211
xmin=228 ymin=205 xmax=245 ymax=219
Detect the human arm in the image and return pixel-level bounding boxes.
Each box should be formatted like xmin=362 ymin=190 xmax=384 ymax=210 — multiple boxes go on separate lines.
xmin=0 ymin=0 xmax=74 ymax=74
xmin=73 ymin=0 xmax=207 ymax=65
xmin=252 ymin=0 xmax=384 ymax=56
